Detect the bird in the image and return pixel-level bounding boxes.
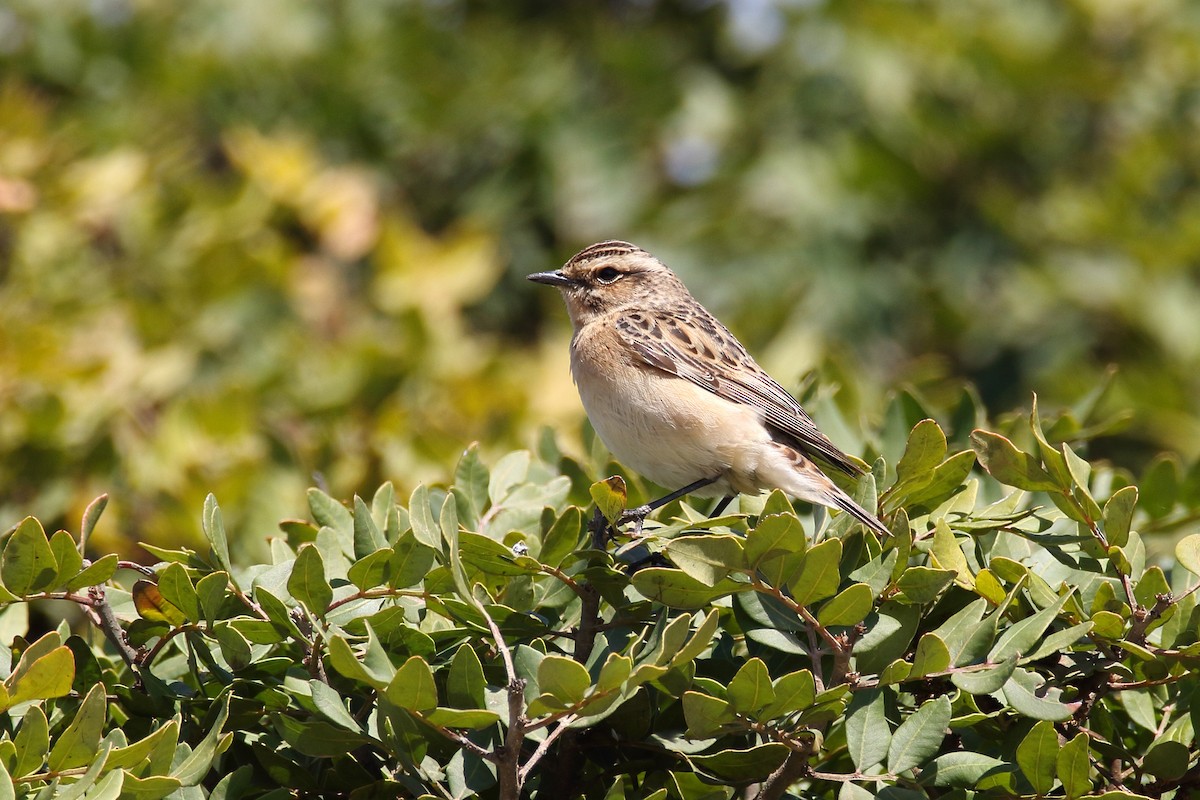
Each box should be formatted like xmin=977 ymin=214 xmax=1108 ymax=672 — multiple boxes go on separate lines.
xmin=527 ymin=240 xmax=890 ymax=538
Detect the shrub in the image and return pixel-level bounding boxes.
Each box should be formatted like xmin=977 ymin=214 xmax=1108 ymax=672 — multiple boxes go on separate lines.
xmin=1 ymin=391 xmax=1198 ymax=799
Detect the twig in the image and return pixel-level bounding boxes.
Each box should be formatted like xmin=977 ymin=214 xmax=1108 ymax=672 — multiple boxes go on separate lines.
xmin=140 ymin=622 xmax=202 ymax=667
xmin=89 ymin=586 xmax=141 ymax=668
xmin=518 ymin=715 xmax=577 ymax=783
xmin=420 ymin=717 xmax=500 ymax=763
xmin=479 ymin=602 xmax=526 ymax=800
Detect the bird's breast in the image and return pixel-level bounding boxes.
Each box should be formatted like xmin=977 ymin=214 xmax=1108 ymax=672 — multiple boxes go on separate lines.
xmin=569 ymin=323 xmax=771 ymax=494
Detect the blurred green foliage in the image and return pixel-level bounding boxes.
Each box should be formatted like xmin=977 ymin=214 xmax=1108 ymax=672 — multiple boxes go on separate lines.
xmin=1 ymin=0 xmax=1199 ymax=553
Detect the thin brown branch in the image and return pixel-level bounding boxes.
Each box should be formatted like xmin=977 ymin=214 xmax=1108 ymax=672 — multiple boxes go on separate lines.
xmin=478 ymin=601 xmax=525 ymax=800
xmin=519 ymin=715 xmax=577 ymax=783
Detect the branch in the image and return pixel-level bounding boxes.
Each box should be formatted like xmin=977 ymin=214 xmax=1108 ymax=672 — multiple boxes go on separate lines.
xmin=89 ymin=585 xmax=141 ymax=668
xmin=518 ymin=715 xmax=577 ymax=784
xmin=478 ymin=602 xmax=526 ymax=800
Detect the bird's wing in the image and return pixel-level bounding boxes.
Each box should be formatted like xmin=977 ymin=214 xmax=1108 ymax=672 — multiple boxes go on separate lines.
xmin=615 ymin=308 xmax=865 ymax=476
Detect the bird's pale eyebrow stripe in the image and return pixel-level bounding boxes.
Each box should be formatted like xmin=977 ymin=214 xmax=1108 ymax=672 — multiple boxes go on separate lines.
xmin=565 ymin=240 xmax=644 ymax=267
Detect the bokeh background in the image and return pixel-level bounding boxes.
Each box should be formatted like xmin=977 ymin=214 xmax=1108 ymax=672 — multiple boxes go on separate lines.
xmin=2 ymin=0 xmax=1199 ymax=556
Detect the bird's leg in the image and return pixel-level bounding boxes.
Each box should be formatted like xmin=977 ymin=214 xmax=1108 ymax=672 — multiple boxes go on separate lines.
xmin=589 ymin=506 xmax=612 ymax=550
xmin=618 ymin=476 xmax=719 ymax=536
xmin=709 ymin=495 xmax=735 ymax=517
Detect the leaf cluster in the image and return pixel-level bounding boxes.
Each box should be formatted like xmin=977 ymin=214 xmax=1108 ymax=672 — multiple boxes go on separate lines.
xmin=1 ymin=390 xmax=1199 ymax=799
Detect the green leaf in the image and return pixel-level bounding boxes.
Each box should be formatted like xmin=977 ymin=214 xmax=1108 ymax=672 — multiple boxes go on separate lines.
xmin=327 ymin=635 xmax=388 ymax=690
xmin=352 ymin=495 xmax=386 ymax=559
xmin=682 ymin=691 xmax=735 ymax=737
xmin=540 ymin=506 xmax=583 ymax=568
xmin=1141 ymin=454 xmax=1181 ymax=517
xmin=691 ymin=743 xmax=790 ymax=781
xmin=951 ymin=655 xmax=1018 ymax=695
xmin=1143 ymin=739 xmax=1189 ymax=781
xmin=347 ymin=547 xmax=393 ymax=590
xmin=761 ymin=669 xmax=815 ymax=718
xmin=896 ymin=566 xmax=956 ymax=604
xmin=49 ymin=530 xmax=82 ymax=589
xmin=440 ymin=491 xmax=461 ymax=551
xmin=1090 ymin=610 xmax=1124 ymax=639
xmin=1 ymin=517 xmax=58 ymax=596
xmin=538 ymin=654 xmax=591 ymax=706
xmin=1056 ymin=732 xmax=1091 ymax=799
xmin=1102 ymin=486 xmax=1137 ymax=548
xmin=989 ymin=593 xmax=1070 ymax=662
xmin=930 ymin=519 xmax=972 ymax=588
xmin=48 ymin=683 xmax=107 ymax=772
xmin=408 ymin=484 xmax=442 ymax=550
xmin=849 ymin=548 xmax=898 ymax=596
xmin=390 ymin=532 xmax=438 ymax=589
xmin=663 ymin=534 xmax=744 ymax=586
xmin=371 ymin=482 xmax=397 ymax=536
xmin=63 ymin=554 xmax=119 ymax=592
xmin=901 ymin=450 xmax=977 ymax=511
xmin=909 ymin=633 xmax=951 ymax=678
xmin=788 ymin=538 xmax=842 ymax=607
xmin=454 ymin=443 xmax=490 ymax=523
xmin=447 ymin=644 xmax=487 ymax=709
xmin=212 ymin=622 xmax=253 ymax=670
xmin=80 ymin=493 xmax=109 ymax=548
xmin=879 ymin=659 xmax=912 ymax=685
xmin=309 ymin=679 xmax=364 ymax=732
xmin=195 ymin=571 xmax=229 ymax=625
xmin=726 ymin=658 xmax=774 ymax=716
xmin=1002 ymin=668 xmax=1075 ymax=721
xmin=276 ymin=716 xmax=370 ymax=758
xmin=105 ymin=721 xmax=180 ymax=773
xmin=254 ymin=586 xmax=303 ymax=639
xmin=489 ymin=450 xmax=531 ymax=502
xmin=1016 ymin=720 xmax=1058 ymax=794
xmin=174 ymin=690 xmax=231 ymax=786
xmin=1023 ymin=621 xmax=1093 ymax=663
xmin=855 ymin=601 xmax=921 ymax=674
xmin=1175 ymin=533 xmax=1200 ymax=576
xmin=12 ymin=705 xmax=50 ymax=778
xmin=132 ymin=581 xmax=187 ymax=626
xmin=307 ymin=487 xmax=353 ymax=533
xmin=425 ymin=707 xmax=502 ymax=729
xmin=631 ymin=568 xmax=746 ymax=609
xmin=590 ymin=477 xmax=627 ymax=524
xmin=1030 ymin=395 xmax=1072 ymax=487
xmin=845 ymin=688 xmax=890 ymax=772
xmin=970 ymin=430 xmax=1059 ymax=492
xmin=887 ymin=695 xmax=950 ymax=774
xmin=386 ymin=656 xmax=438 ymax=713
xmin=890 ymin=419 xmax=947 ymax=493
xmin=669 ymin=609 xmax=720 ymax=668
xmin=922 ymin=751 xmax=1009 ymax=788
xmin=596 ymin=653 xmax=633 ymax=693
xmin=157 ymin=563 xmax=200 ymax=622
xmin=203 ymin=494 xmax=233 ymax=577
xmin=3 ymin=642 xmax=75 ymax=708
xmin=459 ymin=531 xmax=533 ymax=576
xmin=817 ymin=582 xmax=874 ymax=627
xmin=745 ymin=513 xmax=806 ymax=566
xmin=288 ymin=545 xmax=332 ymax=617
xmin=838 ymin=784 xmax=874 ymax=800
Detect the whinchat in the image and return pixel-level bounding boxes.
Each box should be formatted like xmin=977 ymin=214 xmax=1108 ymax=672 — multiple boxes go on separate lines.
xmin=528 ymin=240 xmax=890 ymax=538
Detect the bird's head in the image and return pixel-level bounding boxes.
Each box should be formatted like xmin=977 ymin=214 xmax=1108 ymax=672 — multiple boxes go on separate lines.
xmin=527 ymin=241 xmax=687 ymax=327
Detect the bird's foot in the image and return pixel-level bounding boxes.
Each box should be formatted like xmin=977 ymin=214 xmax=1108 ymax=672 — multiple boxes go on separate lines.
xmin=618 ymin=504 xmax=653 ymax=538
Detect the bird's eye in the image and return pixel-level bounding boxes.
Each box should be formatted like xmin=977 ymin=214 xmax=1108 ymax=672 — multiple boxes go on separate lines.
xmin=596 ymin=266 xmax=622 ymax=284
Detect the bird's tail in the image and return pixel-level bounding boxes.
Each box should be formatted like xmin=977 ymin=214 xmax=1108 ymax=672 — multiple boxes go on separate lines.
xmin=828 ymin=488 xmax=892 ymax=539
xmin=768 ymin=443 xmax=891 ymax=538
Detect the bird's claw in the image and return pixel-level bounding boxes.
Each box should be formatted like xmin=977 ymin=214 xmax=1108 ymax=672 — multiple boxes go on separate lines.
xmin=618 ymin=504 xmax=652 ymax=537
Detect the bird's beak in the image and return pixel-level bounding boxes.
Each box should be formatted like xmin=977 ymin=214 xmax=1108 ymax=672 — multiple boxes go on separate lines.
xmin=527 ymin=270 xmax=577 ymax=289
